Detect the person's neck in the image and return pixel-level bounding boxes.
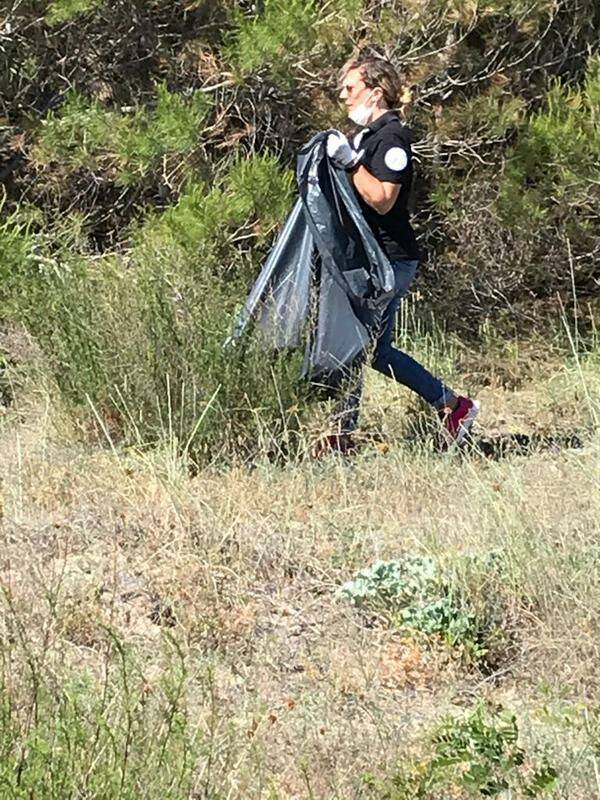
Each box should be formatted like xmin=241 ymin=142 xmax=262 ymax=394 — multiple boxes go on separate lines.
xmin=370 ymin=106 xmax=391 ymax=123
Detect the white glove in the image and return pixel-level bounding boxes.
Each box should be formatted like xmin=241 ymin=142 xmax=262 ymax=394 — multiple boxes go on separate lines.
xmin=326 ymin=131 xmax=363 ymax=169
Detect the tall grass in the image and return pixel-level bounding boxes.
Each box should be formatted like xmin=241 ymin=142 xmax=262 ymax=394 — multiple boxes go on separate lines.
xmin=0 ymin=344 xmax=598 ymax=796
xmin=0 ymin=156 xmax=313 ymax=465
xmin=0 ymin=625 xmax=210 ymax=798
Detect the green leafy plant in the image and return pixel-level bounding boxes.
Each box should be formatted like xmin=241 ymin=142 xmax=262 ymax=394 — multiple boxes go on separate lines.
xmin=116 ymin=84 xmax=213 ymax=186
xmin=434 ymin=85 xmax=526 ymax=141
xmin=0 ymin=638 xmax=207 ymax=798
xmin=223 ymin=0 xmax=320 ymax=77
xmin=339 ymin=554 xmax=509 ymax=661
xmin=372 ymin=703 xmax=559 ymax=799
xmin=498 ymin=56 xmax=600 ymax=229
xmin=430 ymin=704 xmax=557 ymax=797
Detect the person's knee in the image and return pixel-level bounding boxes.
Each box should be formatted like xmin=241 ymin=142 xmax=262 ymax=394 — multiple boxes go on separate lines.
xmin=371 ymin=346 xmax=391 ymax=374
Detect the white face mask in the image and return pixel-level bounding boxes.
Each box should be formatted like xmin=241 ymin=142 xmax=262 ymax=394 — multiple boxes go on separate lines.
xmin=347 ymin=91 xmax=376 ymax=126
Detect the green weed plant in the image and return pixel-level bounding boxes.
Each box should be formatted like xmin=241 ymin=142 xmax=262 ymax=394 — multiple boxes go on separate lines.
xmin=0 ymin=635 xmax=207 ymax=799
xmin=370 ymin=702 xmax=558 ymax=799
xmin=223 ymin=0 xmax=363 ymax=79
xmin=498 ymin=56 xmax=600 ymax=230
xmin=339 ymin=553 xmax=509 ymax=663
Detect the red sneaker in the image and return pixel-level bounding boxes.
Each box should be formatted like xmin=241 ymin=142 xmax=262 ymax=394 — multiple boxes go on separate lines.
xmin=439 ymin=396 xmax=480 ymax=445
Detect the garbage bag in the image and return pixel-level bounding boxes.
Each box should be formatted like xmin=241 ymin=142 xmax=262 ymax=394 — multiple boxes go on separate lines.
xmin=233 ymin=130 xmax=395 ymax=385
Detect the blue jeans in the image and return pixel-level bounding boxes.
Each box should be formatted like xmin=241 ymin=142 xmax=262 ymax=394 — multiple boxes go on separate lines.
xmin=335 ymin=259 xmax=456 ymax=433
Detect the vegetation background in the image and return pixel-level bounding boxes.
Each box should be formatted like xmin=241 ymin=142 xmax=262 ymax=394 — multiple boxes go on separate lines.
xmin=0 ymin=0 xmax=598 ymax=797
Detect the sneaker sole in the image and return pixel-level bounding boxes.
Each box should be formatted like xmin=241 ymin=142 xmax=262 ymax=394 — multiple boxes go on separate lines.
xmin=454 ymin=400 xmax=480 ymax=445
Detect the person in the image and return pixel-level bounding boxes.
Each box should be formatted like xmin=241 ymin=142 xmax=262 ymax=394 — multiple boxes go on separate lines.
xmin=320 ymin=55 xmax=479 ymax=453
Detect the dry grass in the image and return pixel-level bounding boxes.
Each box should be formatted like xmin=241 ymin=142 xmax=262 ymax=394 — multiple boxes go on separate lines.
xmin=0 ymin=344 xmax=599 ymax=798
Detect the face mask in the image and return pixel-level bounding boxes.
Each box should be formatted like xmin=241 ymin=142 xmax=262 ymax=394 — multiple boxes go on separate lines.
xmin=348 ymin=91 xmax=376 ymax=126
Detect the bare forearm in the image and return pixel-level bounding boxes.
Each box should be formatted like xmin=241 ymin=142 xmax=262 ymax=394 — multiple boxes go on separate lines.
xmin=352 ymin=166 xmax=398 ymax=214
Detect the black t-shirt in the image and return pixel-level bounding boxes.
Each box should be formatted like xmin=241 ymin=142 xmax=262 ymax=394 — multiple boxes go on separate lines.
xmin=352 ymin=111 xmax=420 ymax=261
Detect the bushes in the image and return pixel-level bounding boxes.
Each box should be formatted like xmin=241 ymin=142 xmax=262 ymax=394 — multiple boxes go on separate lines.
xmin=223 ymin=0 xmax=363 ymax=79
xmin=420 ymin=55 xmax=600 ymax=329
xmin=339 ymin=552 xmax=513 ymax=666
xmin=369 ymin=702 xmax=558 ymax=799
xmin=1 ymin=0 xmax=599 ymax=455
xmin=33 ymin=85 xmax=213 ymax=187
xmin=499 ymin=56 xmax=600 ymax=236
xmin=45 ymin=0 xmax=103 ymax=25
xmin=0 ymin=644 xmax=204 ymax=798
xmin=134 ymin=154 xmax=294 ymax=258
xmin=0 ymin=155 xmax=308 ymax=463
xmin=223 ymin=0 xmax=320 ymax=78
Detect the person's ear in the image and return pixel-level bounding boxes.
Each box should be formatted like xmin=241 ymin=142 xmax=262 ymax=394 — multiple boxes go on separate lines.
xmin=371 ymin=86 xmax=384 ymax=107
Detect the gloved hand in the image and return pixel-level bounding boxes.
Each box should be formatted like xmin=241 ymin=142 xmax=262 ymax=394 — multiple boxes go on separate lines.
xmin=326 ymin=131 xmax=363 ymax=170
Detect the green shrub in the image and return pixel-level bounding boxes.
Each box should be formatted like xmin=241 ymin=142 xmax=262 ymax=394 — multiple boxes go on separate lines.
xmin=116 ymin=84 xmax=213 ymax=186
xmin=0 ymin=641 xmax=204 ymax=798
xmin=434 ymin=85 xmax=526 ymax=141
xmin=4 ymin=0 xmax=598 ymax=338
xmin=498 ymin=55 xmax=600 ymax=229
xmin=497 ymin=54 xmax=599 ymax=272
xmin=224 ymin=0 xmax=319 ymax=77
xmin=45 ymin=0 xmax=103 ymax=25
xmin=33 ymin=85 xmax=213 ymax=186
xmin=135 ymin=153 xmax=294 ymax=260
xmin=371 ymin=703 xmax=558 ymax=799
xmin=0 ymin=204 xmax=37 ymax=313
xmin=33 ymin=92 xmax=111 ymax=170
xmin=419 ymin=56 xmax=600 ymax=328
xmin=223 ymin=0 xmax=363 ymax=78
xmin=339 ymin=553 xmax=510 ymax=662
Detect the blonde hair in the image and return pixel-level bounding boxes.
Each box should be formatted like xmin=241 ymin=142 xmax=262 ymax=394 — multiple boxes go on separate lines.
xmin=340 ymin=56 xmax=401 ymax=109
